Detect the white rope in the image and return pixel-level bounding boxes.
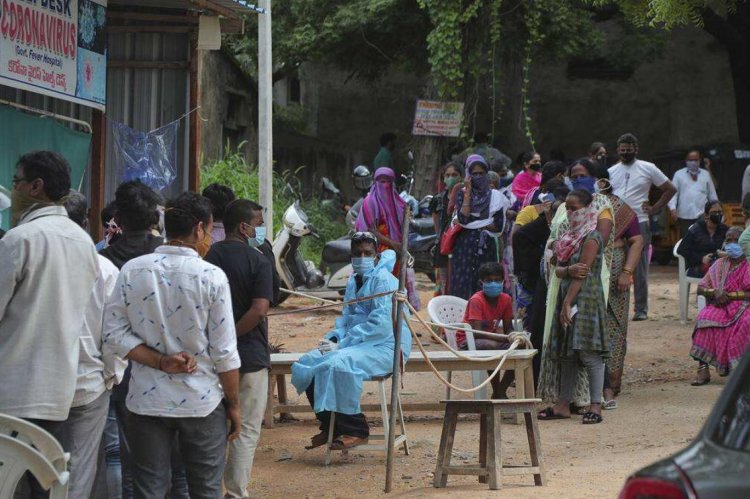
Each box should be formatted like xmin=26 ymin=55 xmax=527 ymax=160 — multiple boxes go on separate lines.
xmin=278 ymin=287 xmax=337 ymax=304
xmin=405 ymin=310 xmax=522 ymax=393
xmin=409 ymin=318 xmax=514 ymax=343
xmin=395 ymin=295 xmax=532 ymax=393
xmin=401 ymin=296 xmax=531 ymax=362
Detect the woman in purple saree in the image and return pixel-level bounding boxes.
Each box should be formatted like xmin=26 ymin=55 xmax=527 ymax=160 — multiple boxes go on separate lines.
xmin=691 ymin=226 xmax=750 ymax=385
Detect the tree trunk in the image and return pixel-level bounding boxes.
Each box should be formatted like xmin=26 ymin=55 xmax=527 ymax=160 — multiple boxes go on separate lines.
xmin=412 ymin=135 xmax=445 ymax=199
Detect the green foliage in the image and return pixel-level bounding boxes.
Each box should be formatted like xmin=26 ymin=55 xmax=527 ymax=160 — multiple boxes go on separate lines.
xmin=200 ymin=144 xmax=348 ymax=264
xmin=226 ymin=0 xmax=431 ymax=83
xmin=589 ymin=0 xmax=738 ymax=29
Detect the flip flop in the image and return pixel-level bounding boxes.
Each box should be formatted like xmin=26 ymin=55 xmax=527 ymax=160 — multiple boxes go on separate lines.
xmin=330 ymin=435 xmax=368 ymax=450
xmin=602 ymin=399 xmax=618 ymax=410
xmin=305 ymin=431 xmax=330 ymax=450
xmin=537 ymin=407 xmax=570 ymax=420
xmin=582 ymin=411 xmax=603 ymax=424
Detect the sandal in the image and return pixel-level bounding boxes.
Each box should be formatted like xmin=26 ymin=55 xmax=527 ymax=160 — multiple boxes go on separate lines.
xmin=582 ymin=411 xmax=603 ymax=424
xmin=691 ymin=365 xmax=711 ymax=386
xmin=602 ymin=399 xmax=618 ymax=410
xmin=305 ymin=431 xmax=330 ymax=450
xmin=569 ymin=403 xmax=586 ymax=415
xmin=330 ymin=435 xmax=368 ymax=450
xmin=537 ymin=407 xmax=570 ymax=420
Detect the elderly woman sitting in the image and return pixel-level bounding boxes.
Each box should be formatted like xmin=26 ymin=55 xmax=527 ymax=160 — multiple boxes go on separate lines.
xmin=690 ymin=226 xmax=750 ymax=385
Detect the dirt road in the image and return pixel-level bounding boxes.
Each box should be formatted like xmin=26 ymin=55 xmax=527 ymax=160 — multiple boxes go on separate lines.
xmin=252 ymin=266 xmax=724 ymax=497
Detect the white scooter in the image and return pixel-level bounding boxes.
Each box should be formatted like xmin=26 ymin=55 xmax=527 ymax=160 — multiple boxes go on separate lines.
xmin=272 ymin=201 xmax=352 ymax=303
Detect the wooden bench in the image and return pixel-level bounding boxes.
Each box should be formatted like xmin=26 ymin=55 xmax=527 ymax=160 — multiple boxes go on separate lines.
xmin=265 ymin=349 xmax=537 ymax=428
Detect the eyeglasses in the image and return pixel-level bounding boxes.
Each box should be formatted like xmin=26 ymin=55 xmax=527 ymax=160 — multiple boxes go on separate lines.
xmin=11 ymin=176 xmax=30 ymax=185
xmin=352 ymin=231 xmax=377 ymax=244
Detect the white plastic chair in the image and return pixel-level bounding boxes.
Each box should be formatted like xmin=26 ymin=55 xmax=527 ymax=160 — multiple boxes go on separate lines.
xmin=324 ymin=375 xmax=408 ymax=466
xmin=674 ymin=239 xmax=703 ymax=324
xmin=427 ymin=295 xmax=487 ymax=400
xmin=0 ymin=414 xmax=69 ymax=498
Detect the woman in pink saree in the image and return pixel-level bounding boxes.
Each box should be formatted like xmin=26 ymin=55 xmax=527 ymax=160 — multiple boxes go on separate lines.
xmin=690 ymin=226 xmax=750 ymax=385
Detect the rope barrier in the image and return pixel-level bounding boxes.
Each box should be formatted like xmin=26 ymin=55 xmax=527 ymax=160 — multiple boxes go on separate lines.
xmin=395 ymin=293 xmax=533 ymax=393
xmin=268 ymin=287 xmax=533 ymax=393
xmin=267 ymin=290 xmax=394 ymax=317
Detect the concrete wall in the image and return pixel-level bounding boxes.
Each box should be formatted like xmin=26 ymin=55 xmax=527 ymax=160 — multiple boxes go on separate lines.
xmin=199 ymin=50 xmax=257 ymax=168
xmin=523 ymin=26 xmax=738 ymax=161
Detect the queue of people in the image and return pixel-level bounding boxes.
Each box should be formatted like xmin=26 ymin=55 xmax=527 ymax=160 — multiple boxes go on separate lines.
xmin=2 ymin=128 xmax=750 ymax=499
xmin=431 ymin=132 xmax=750 ymax=424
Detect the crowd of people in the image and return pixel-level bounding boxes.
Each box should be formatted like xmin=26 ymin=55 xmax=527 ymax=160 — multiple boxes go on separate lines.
xmin=429 ymin=132 xmax=750 ymax=424
xmin=2 ymin=128 xmax=750 ymax=497
xmin=0 ymin=146 xmax=416 ymax=497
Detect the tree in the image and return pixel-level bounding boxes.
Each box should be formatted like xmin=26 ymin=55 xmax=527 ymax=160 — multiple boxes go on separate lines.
xmin=226 ymin=0 xmax=431 ymax=84
xmin=226 ymin=1 xmax=666 ymax=196
xmin=597 ymin=0 xmax=750 ymax=143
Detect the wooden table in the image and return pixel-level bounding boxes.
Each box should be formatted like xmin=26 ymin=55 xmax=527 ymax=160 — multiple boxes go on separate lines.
xmin=264 ymin=349 xmax=537 ymax=428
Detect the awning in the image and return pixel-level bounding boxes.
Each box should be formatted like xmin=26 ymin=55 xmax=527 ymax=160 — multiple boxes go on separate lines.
xmin=110 ymin=0 xmax=261 ymax=18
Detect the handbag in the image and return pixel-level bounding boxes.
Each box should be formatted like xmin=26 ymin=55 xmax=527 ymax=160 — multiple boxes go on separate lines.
xmin=440 ymin=222 xmax=463 ymax=256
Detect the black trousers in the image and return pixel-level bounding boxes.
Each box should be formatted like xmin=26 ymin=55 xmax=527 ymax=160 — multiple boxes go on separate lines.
xmin=305 ymin=379 xmax=369 ymax=438
xmin=529 ymin=277 xmax=548 ymax=386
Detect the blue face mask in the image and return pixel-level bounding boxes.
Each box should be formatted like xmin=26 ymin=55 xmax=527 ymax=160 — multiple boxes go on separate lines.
xmin=352 ymin=256 xmax=375 ymax=275
xmin=571 ymin=176 xmax=596 ymax=194
xmin=247 ymin=225 xmax=266 ymax=248
xmin=482 ymin=281 xmax=502 ymax=298
xmin=725 ymin=242 xmax=743 ymax=259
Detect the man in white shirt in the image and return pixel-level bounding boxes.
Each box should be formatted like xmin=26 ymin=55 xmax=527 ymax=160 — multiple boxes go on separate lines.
xmin=61 ymin=191 xmax=126 ymax=499
xmin=669 ymin=148 xmax=719 ymax=237
xmin=609 ymin=134 xmax=676 ymax=321
xmin=0 ymin=152 xmax=99 ymax=418
xmin=0 ymin=152 xmax=99 ymax=495
xmin=742 ymin=163 xmax=750 ymax=204
xmin=104 ymin=192 xmax=241 ymax=498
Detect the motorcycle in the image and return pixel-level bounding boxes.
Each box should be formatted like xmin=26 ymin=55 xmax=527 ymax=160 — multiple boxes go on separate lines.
xmin=273 ymin=201 xmax=352 ymax=304
xmin=273 ymin=162 xmax=439 ymax=304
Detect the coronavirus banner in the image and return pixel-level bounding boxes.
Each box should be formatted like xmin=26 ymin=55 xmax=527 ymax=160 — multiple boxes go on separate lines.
xmin=0 ymin=0 xmax=107 ymax=110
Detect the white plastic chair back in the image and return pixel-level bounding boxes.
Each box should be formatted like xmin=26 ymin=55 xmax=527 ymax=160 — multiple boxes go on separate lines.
xmin=673 ymin=239 xmax=704 ymax=324
xmin=426 ymin=295 xmax=486 ymax=399
xmin=0 ymin=415 xmax=69 ymax=499
xmin=426 ymin=295 xmax=476 ymax=349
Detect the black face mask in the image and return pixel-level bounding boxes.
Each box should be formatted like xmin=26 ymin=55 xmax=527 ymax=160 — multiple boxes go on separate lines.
xmin=709 ymin=212 xmax=723 ymax=225
xmin=529 ymin=163 xmax=542 ymax=171
xmin=596 ymin=155 xmax=607 ymax=168
xmin=620 ymin=152 xmax=636 ymax=164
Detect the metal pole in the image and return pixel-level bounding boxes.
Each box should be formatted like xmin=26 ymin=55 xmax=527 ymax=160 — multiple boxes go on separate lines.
xmin=258 ymin=0 xmax=274 ymax=237
xmin=385 ymin=205 xmax=411 ymax=493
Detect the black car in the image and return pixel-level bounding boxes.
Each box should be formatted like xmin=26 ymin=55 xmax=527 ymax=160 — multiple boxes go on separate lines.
xmin=619 ymin=350 xmax=750 ymax=498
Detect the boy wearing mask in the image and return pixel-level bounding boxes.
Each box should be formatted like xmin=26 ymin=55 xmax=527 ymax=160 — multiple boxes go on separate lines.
xmin=458 ymin=262 xmax=515 ymax=399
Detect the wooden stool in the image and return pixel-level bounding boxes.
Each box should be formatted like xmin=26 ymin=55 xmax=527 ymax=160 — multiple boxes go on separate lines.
xmin=433 ymin=399 xmax=545 ymax=490
xmin=324 ymin=375 xmax=409 ymax=465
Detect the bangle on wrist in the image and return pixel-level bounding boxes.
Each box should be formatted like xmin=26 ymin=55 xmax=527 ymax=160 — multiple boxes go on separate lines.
xmin=622 ymin=267 xmax=633 ymax=275
xmin=157 ymin=354 xmax=165 ymax=371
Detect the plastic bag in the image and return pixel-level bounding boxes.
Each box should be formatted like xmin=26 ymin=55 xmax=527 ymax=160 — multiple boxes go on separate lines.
xmin=110 ymin=120 xmax=179 ymax=191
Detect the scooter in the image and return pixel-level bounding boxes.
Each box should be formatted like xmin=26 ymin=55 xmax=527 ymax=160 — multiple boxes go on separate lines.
xmin=273 ymin=201 xmax=352 ymax=303
xmin=409 ymin=195 xmax=437 ymax=282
